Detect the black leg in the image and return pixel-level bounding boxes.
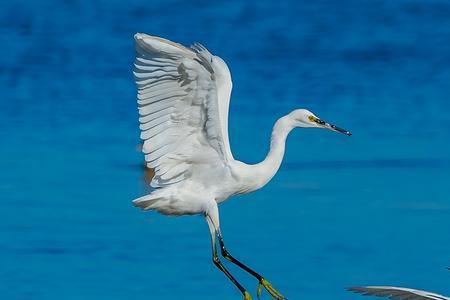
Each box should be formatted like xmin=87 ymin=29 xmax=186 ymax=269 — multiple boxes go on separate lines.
xmin=218 ymin=233 xmax=263 ymax=280
xmin=217 ymin=231 xmax=287 ymax=300
xmin=206 ymin=214 xmax=252 ymax=300
xmin=212 ymin=244 xmax=249 ymax=296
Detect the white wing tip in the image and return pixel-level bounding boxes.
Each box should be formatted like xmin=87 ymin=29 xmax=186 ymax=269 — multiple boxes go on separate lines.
xmin=134 ymin=33 xmax=152 ymax=45
xmin=348 ymin=286 xmax=388 ymax=292
xmin=134 ymin=32 xmax=148 ymax=40
xmin=134 ymin=33 xmax=157 ymax=45
xmin=134 ymin=33 xmax=191 ymax=56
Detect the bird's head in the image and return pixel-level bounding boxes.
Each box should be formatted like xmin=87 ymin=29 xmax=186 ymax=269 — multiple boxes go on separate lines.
xmin=288 ymin=109 xmax=352 ymax=136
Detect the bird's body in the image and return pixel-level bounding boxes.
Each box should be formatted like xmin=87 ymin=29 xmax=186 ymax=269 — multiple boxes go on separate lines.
xmin=133 ymin=121 xmax=289 ymax=215
xmin=132 ymin=33 xmax=351 ymax=299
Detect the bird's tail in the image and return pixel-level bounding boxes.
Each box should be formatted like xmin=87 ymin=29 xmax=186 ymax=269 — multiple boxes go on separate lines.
xmin=132 ymin=193 xmax=163 ymax=211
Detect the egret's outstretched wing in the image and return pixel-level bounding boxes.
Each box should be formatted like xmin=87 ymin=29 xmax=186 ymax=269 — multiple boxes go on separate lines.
xmin=133 ymin=33 xmax=233 ymax=187
xmin=348 ymin=286 xmax=450 ymax=300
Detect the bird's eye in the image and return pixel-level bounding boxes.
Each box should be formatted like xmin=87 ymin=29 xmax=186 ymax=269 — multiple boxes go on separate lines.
xmin=308 ymin=115 xmax=325 ymax=125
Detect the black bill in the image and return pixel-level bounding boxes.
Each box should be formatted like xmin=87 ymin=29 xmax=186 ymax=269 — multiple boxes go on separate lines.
xmin=325 ymin=122 xmax=352 ymax=136
xmin=310 ymin=116 xmax=352 ymax=136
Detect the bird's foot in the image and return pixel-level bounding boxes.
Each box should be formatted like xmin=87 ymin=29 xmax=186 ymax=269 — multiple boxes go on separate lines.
xmin=243 ymin=291 xmax=253 ymax=300
xmin=257 ymin=278 xmax=286 ymax=300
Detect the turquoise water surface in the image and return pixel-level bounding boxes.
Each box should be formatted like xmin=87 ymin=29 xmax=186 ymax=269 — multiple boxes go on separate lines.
xmin=1 ymin=1 xmax=449 ymax=299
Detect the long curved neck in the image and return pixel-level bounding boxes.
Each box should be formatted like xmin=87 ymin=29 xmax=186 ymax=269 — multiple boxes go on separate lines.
xmin=247 ymin=115 xmax=295 ymax=190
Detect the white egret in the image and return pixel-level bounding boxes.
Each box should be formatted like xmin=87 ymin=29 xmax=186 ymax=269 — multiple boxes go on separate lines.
xmin=132 ymin=33 xmax=351 ymax=300
xmin=348 ymin=269 xmax=450 ymax=300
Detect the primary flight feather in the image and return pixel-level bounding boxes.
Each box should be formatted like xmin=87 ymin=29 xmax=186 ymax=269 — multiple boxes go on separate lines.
xmin=348 ymin=268 xmax=450 ymax=300
xmin=348 ymin=286 xmax=450 ymax=300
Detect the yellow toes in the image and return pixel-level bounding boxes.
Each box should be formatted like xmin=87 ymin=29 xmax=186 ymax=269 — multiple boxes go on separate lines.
xmin=257 ymin=281 xmax=263 ymax=299
xmin=243 ymin=291 xmax=253 ymax=300
xmin=258 ymin=278 xmax=287 ymax=300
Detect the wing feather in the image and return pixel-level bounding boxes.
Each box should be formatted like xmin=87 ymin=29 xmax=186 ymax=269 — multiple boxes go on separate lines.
xmin=133 ymin=33 xmax=234 ymax=187
xmin=349 ymin=286 xmax=450 ymax=300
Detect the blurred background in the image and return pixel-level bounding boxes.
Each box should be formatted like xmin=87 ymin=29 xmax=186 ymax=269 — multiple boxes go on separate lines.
xmin=1 ymin=0 xmax=449 ymax=299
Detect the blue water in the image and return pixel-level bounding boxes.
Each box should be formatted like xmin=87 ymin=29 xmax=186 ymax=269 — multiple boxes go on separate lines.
xmin=1 ymin=1 xmax=449 ymax=299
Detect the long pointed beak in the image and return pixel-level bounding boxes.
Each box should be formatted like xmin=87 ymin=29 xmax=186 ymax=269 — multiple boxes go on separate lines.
xmin=324 ymin=121 xmax=352 ymax=136
xmin=310 ymin=115 xmax=352 ymax=136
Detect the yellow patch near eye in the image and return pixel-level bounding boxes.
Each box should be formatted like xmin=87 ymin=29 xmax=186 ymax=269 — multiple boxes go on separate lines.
xmin=308 ymin=115 xmax=316 ymax=122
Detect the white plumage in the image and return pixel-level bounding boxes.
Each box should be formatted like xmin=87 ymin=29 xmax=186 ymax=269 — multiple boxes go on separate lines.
xmin=134 ymin=35 xmax=232 ymax=188
xmin=349 ymin=286 xmax=450 ymax=300
xmin=132 ymin=33 xmax=351 ymax=300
